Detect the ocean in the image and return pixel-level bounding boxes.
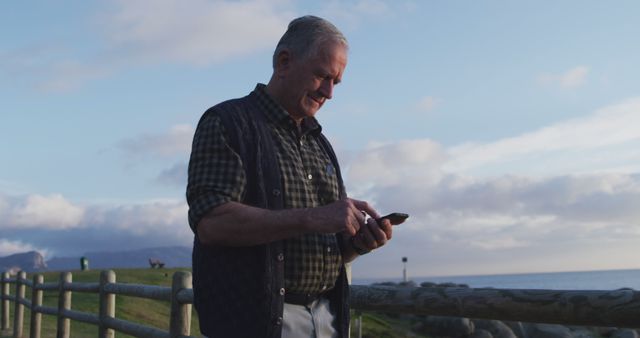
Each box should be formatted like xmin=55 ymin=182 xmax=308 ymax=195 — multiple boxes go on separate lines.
xmin=353 ymin=268 xmax=640 ymax=290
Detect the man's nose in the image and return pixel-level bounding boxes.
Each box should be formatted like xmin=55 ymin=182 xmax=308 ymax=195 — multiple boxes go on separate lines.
xmin=319 ymin=79 xmax=334 ymax=100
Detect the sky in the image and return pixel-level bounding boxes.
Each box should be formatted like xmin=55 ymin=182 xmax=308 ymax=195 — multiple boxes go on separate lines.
xmin=1 ymin=0 xmax=640 ymax=279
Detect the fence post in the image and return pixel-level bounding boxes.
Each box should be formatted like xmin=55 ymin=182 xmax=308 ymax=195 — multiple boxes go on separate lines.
xmin=353 ymin=310 xmax=363 ymax=338
xmin=30 ymin=274 xmax=43 ymax=338
xmin=13 ymin=271 xmax=26 ymax=338
xmin=57 ymin=272 xmax=72 ymax=338
xmin=1 ymin=272 xmax=9 ymax=331
xmin=169 ymin=271 xmax=192 ymax=337
xmin=99 ymin=270 xmax=115 ymax=338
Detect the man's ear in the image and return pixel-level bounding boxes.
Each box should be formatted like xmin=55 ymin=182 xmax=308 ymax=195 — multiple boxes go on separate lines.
xmin=274 ymin=49 xmax=292 ymax=78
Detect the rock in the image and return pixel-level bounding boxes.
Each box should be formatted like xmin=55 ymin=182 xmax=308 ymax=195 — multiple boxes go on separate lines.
xmin=474 ymin=320 xmax=517 ymax=338
xmin=523 ymin=323 xmax=572 ymax=338
xmin=471 ymin=329 xmax=495 ymax=338
xmin=398 ymin=280 xmax=418 ymax=287
xmin=413 ymin=315 xmax=474 ymax=337
xmin=592 ymin=327 xmax=618 ymax=336
xmin=610 ymin=329 xmax=638 ymax=338
xmin=570 ymin=328 xmax=597 ymax=338
xmin=0 ymin=251 xmax=47 ymax=273
xmin=503 ymin=321 xmax=528 ymax=338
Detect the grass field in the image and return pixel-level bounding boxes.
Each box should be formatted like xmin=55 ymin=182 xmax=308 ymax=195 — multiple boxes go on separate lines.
xmin=1 ymin=268 xmax=424 ymax=338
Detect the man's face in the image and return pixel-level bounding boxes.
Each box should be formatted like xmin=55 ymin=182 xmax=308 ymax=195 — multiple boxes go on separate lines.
xmin=279 ymin=41 xmax=347 ymax=121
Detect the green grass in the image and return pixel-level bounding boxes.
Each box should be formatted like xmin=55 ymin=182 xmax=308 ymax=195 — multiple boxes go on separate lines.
xmin=1 ymin=268 xmax=201 ymax=338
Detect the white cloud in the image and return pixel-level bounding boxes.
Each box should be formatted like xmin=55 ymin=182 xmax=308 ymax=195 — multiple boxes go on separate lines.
xmin=118 ymin=124 xmax=194 ymax=158
xmin=445 ymin=97 xmax=640 ymax=175
xmin=93 ymin=200 xmax=189 ymax=233
xmin=416 ymin=96 xmax=440 ymax=112
xmin=341 ymin=97 xmax=640 ymax=276
xmin=469 ymin=237 xmax=529 ymax=250
xmin=104 ymin=0 xmax=293 ymax=65
xmin=5 ymin=194 xmax=85 ymax=230
xmin=347 ymin=139 xmax=447 ymax=191
xmin=538 ymin=65 xmax=590 ymax=88
xmin=0 ymin=239 xmax=42 ymax=257
xmin=1 ymin=193 xmax=192 ymax=257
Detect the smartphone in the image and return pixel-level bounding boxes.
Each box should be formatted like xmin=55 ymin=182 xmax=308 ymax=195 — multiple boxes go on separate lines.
xmin=377 ymin=212 xmax=409 ymax=225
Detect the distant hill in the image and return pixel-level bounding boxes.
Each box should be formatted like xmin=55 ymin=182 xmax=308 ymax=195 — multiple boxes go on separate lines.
xmin=0 ymin=246 xmax=192 ymax=273
xmin=0 ymin=251 xmax=47 ymax=273
xmin=46 ymin=246 xmax=192 ymax=271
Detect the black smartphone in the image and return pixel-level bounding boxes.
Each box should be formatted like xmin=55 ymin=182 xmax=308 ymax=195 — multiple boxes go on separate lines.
xmin=377 ymin=212 xmax=409 ymax=225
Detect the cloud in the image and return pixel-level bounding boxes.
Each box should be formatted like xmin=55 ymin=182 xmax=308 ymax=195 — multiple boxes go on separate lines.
xmin=3 ymin=0 xmax=293 ymax=91
xmin=104 ymin=0 xmax=293 ymax=66
xmin=1 ymin=194 xmax=85 ymax=230
xmin=118 ymin=124 xmax=194 ymax=158
xmin=0 ymin=239 xmax=44 ymax=257
xmin=445 ymin=97 xmax=640 ymax=176
xmin=91 ymin=200 xmax=189 ymax=234
xmin=416 ymin=96 xmax=440 ymax=112
xmin=538 ymin=65 xmax=590 ymax=88
xmin=347 ymin=139 xmax=447 ymax=192
xmin=1 ymin=193 xmax=192 ymax=257
xmin=341 ymin=98 xmax=640 ymax=276
xmin=157 ymin=162 xmax=188 ymax=187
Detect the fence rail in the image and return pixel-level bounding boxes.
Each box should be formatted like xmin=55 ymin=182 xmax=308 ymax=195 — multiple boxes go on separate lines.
xmin=2 ymin=270 xmax=640 ymax=337
xmin=1 ymin=270 xmax=193 ymax=338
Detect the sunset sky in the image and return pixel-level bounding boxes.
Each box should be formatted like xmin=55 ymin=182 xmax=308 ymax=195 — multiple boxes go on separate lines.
xmin=1 ymin=0 xmax=639 ymax=278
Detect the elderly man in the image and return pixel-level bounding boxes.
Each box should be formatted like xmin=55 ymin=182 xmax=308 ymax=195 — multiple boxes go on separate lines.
xmin=186 ymin=16 xmax=394 ymax=338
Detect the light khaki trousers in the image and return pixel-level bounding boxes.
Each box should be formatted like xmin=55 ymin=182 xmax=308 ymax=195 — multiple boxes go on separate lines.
xmin=282 ymin=298 xmax=338 ymax=338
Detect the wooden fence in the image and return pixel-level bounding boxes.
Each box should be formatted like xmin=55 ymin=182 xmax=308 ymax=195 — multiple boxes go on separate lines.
xmin=1 ymin=270 xmax=192 ymax=338
xmin=2 ymin=270 xmax=640 ymax=337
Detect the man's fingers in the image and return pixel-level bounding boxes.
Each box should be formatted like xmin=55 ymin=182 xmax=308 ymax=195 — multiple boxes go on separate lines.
xmin=378 ymin=218 xmax=393 ymax=240
xmin=350 ymin=198 xmax=381 ymax=220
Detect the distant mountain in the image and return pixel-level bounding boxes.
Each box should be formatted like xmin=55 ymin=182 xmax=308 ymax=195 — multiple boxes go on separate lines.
xmin=45 ymin=246 xmax=192 ymax=271
xmin=0 ymin=251 xmax=47 ymax=273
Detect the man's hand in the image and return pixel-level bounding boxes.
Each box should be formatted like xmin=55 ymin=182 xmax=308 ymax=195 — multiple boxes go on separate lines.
xmin=350 ymin=216 xmax=393 ymax=253
xmin=305 ymin=198 xmax=377 ymax=236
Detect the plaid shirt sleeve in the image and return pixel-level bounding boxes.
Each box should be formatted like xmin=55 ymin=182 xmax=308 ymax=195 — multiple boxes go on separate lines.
xmin=186 ymin=111 xmax=246 ymax=232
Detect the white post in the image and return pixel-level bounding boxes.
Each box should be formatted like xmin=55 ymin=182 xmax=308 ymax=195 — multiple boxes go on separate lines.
xmin=169 ymin=271 xmax=192 ymax=337
xmin=99 ymin=270 xmax=115 ymax=338
xmin=13 ymin=271 xmax=26 ymax=338
xmin=1 ymin=272 xmax=10 ymax=331
xmin=57 ymin=272 xmax=72 ymax=338
xmin=30 ymin=274 xmax=44 ymax=338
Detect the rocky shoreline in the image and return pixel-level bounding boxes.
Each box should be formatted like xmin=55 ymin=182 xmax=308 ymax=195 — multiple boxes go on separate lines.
xmin=373 ymin=281 xmax=639 ymax=338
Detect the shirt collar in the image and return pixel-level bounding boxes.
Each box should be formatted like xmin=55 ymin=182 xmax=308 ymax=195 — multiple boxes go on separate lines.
xmin=253 ymin=83 xmax=322 ymax=135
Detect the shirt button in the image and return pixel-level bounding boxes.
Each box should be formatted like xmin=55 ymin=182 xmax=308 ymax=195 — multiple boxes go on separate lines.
xmin=277 ymin=253 xmax=284 ymax=261
xmin=327 ymin=247 xmax=331 ymax=253
xmin=279 ymin=288 xmax=285 ymax=296
xmin=276 ymin=317 xmax=283 ymax=325
xmin=307 ymin=174 xmax=313 ymax=180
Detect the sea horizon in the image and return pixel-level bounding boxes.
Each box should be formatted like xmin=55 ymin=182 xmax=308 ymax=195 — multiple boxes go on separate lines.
xmin=352 ymin=267 xmax=640 ymax=291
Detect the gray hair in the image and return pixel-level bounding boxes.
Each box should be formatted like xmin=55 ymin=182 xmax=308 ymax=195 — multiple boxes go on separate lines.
xmin=272 ymin=16 xmax=348 ymax=68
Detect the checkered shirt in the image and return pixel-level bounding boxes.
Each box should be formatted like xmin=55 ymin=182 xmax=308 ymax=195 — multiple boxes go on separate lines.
xmin=187 ymin=84 xmax=343 ymax=295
